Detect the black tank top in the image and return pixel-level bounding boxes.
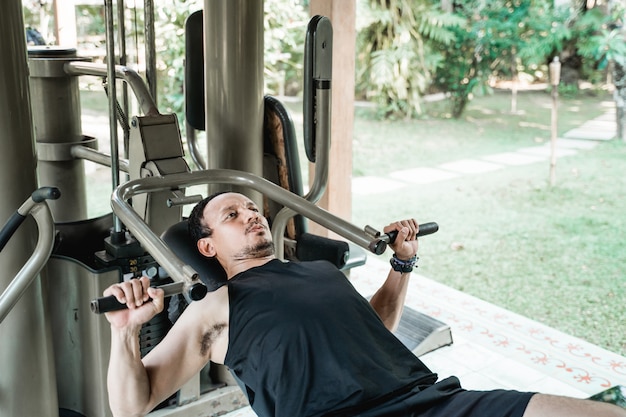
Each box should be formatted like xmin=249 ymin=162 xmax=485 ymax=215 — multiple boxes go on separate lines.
xmin=224 ymin=259 xmax=438 ymax=417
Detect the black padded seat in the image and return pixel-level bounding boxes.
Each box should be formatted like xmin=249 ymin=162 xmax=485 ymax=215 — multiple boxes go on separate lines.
xmin=161 ymin=221 xmax=226 ymax=323
xmin=161 ymin=220 xmax=227 ymax=292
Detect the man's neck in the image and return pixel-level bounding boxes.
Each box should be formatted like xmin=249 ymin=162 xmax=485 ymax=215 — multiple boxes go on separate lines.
xmin=225 ymin=255 xmax=276 ymax=279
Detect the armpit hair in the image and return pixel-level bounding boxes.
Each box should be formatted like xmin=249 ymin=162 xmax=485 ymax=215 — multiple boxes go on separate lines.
xmin=200 ymin=323 xmax=227 ymax=357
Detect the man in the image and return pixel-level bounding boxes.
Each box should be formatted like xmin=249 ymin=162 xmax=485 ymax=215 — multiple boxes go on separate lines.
xmin=104 ymin=192 xmax=625 ymax=417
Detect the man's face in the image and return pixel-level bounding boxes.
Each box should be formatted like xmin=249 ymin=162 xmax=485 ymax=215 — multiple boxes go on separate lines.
xmin=201 ymin=193 xmax=274 ymax=261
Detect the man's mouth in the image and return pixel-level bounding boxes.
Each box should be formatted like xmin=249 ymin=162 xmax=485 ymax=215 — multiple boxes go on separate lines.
xmin=246 ymin=223 xmax=266 ymax=234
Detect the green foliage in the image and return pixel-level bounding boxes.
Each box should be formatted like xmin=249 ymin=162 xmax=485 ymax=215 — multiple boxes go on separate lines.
xmin=355 ymin=0 xmax=464 ymax=119
xmin=264 ymin=0 xmax=308 ymax=96
xmin=154 ymin=0 xmax=202 ymax=121
xmin=575 ymin=2 xmax=626 ymax=72
xmin=433 ymin=0 xmax=559 ymax=118
xmin=152 ymin=0 xmax=308 ymax=123
xmin=23 ymin=0 xmax=624 ymax=122
xmin=146 ymin=0 xmax=308 ymax=124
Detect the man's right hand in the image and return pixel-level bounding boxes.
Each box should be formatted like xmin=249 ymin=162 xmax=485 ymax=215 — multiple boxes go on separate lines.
xmin=102 ymin=276 xmax=165 ymax=330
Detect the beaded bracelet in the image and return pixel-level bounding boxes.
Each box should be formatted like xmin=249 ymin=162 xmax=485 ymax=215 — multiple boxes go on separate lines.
xmin=389 ymin=254 xmax=418 ymax=273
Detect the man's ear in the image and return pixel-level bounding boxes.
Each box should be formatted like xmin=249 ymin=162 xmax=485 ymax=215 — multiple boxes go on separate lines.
xmin=197 ymin=238 xmax=216 ymax=258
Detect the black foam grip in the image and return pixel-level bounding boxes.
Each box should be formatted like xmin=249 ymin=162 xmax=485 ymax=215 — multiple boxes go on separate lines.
xmin=386 ymin=222 xmax=439 ymax=244
xmin=31 ymin=186 xmax=61 ymax=203
xmin=0 ymin=212 xmax=26 ymax=252
xmin=184 ymin=10 xmax=205 ymax=131
xmin=90 ymin=295 xmax=127 ymax=314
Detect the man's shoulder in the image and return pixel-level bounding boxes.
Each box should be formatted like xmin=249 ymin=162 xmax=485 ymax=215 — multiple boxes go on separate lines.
xmin=181 ymin=284 xmax=228 ymax=321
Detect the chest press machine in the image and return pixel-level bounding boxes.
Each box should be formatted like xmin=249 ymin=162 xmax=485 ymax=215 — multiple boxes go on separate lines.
xmin=0 ymin=4 xmax=451 ymax=417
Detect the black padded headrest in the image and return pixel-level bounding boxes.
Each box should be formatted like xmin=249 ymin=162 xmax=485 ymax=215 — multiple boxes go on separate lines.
xmin=161 ymin=220 xmax=227 ymax=292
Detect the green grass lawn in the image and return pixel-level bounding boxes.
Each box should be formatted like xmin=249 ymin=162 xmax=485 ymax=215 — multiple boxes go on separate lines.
xmin=350 ymin=89 xmax=626 ymax=356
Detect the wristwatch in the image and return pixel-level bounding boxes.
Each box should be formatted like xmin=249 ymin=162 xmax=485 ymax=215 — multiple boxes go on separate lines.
xmin=390 ymin=254 xmax=418 ymax=273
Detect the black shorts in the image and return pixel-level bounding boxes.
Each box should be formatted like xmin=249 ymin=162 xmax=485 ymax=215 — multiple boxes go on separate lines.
xmin=355 ymin=377 xmax=535 ymax=417
xmin=419 ymin=385 xmax=535 ymax=417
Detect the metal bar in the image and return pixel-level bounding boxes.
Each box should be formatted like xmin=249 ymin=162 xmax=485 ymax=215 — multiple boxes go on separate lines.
xmin=104 ymin=0 xmax=122 ymax=234
xmin=203 ymin=0 xmax=264 ymax=199
xmin=116 ymin=0 xmax=131 ymax=161
xmin=70 ymin=144 xmax=130 ymax=173
xmin=272 ymin=16 xmax=333 ymax=258
xmin=0 ymin=203 xmax=56 ymax=324
xmin=64 ymin=61 xmax=159 ymax=116
xmin=144 ymin=0 xmax=157 ymax=101
xmin=110 ymin=170 xmax=383 ymax=277
xmin=186 ymin=123 xmax=206 ymax=170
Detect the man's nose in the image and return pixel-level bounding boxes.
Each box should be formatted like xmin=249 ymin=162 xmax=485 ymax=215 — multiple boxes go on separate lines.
xmin=245 ymin=209 xmax=260 ymax=222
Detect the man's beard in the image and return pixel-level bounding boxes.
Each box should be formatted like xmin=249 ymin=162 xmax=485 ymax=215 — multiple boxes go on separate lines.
xmin=235 ymin=239 xmax=275 ymax=260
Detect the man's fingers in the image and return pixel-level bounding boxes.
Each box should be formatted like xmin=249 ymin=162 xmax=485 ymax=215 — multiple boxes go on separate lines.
xmin=103 ymin=285 xmax=126 ymax=304
xmin=103 ymin=277 xmax=153 ymax=309
xmin=147 ymin=286 xmax=165 ymax=313
xmin=130 ymin=278 xmax=146 ymax=307
xmin=406 ymin=219 xmax=418 ymax=240
xmin=384 ymin=219 xmax=419 ymax=240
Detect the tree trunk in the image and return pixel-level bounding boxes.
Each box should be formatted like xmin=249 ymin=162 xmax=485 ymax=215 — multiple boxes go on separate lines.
xmin=613 ymin=61 xmax=626 ymax=141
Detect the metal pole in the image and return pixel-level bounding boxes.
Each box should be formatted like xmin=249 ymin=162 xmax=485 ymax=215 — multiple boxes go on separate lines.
xmin=0 ymin=1 xmax=59 ymax=415
xmin=105 ymin=0 xmax=123 ymax=234
xmin=0 ymin=199 xmax=57 ymax=324
xmin=64 ymin=61 xmax=159 ymax=116
xmin=111 ymin=170 xmax=389 ymax=258
xmin=144 ymin=0 xmax=157 ymax=101
xmin=117 ymin=0 xmax=131 ymax=159
xmin=28 ymin=47 xmax=89 ymax=222
xmin=204 ymin=0 xmax=264 ymax=201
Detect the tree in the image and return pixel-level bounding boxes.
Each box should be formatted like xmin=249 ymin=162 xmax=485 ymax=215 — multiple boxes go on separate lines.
xmin=433 ymin=0 xmax=559 ymax=118
xmin=355 ymin=0 xmax=464 ymax=119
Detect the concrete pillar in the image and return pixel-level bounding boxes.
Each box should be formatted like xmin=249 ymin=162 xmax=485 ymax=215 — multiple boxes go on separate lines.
xmin=0 ymin=1 xmax=59 ymax=415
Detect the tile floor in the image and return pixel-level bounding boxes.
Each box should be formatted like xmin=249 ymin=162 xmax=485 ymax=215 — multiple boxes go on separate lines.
xmin=350 ymin=257 xmax=626 ymax=398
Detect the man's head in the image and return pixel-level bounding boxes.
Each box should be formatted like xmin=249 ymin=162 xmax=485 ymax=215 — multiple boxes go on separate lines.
xmin=188 ymin=191 xmax=226 ymax=242
xmin=188 ymin=192 xmax=275 ymax=267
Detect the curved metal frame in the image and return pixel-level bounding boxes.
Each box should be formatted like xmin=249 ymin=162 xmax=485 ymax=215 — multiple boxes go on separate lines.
xmin=0 ymin=193 xmax=57 ymax=324
xmin=110 ymin=169 xmax=388 ymax=286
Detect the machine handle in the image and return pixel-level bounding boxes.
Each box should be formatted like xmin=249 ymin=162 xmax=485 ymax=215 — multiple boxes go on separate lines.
xmin=0 ymin=213 xmax=27 ymax=253
xmin=90 ymin=281 xmax=208 ymax=314
xmin=30 ymin=186 xmax=61 ymax=203
xmin=368 ymin=222 xmax=439 ymax=255
xmin=385 ymin=222 xmax=439 ymax=244
xmin=0 ymin=187 xmax=60 ymax=252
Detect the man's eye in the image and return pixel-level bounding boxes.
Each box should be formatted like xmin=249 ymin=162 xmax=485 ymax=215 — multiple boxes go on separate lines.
xmin=227 ymin=212 xmax=237 ymax=219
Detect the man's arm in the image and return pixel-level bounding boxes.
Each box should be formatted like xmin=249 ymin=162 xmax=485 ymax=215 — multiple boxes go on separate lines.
xmin=104 ymin=277 xmax=164 ymax=416
xmin=369 ymin=219 xmax=419 ymax=332
xmin=107 ymin=323 xmax=153 ymax=416
xmin=370 ymin=269 xmax=411 ymax=332
xmin=103 ymin=277 xmax=214 ymax=416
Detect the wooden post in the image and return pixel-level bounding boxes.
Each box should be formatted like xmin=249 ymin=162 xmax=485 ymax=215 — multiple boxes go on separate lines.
xmin=53 ymin=0 xmax=77 ymax=47
xmin=549 ymin=57 xmax=561 ymax=187
xmin=309 ymin=0 xmax=355 ymax=238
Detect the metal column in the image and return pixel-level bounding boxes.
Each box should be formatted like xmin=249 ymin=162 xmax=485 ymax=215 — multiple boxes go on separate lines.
xmin=0 ymin=1 xmax=59 ymax=415
xmin=203 ymin=0 xmax=264 ymax=199
xmin=28 ymin=47 xmax=89 ymax=222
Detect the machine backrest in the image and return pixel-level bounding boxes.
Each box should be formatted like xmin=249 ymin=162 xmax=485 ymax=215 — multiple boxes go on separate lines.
xmin=160 ymin=220 xmax=227 ymax=290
